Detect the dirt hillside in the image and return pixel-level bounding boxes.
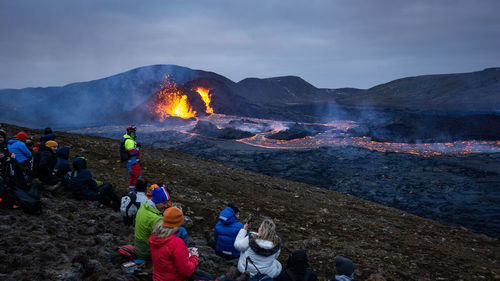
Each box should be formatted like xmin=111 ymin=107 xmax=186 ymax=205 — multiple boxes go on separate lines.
xmin=0 ymin=123 xmax=499 ymax=281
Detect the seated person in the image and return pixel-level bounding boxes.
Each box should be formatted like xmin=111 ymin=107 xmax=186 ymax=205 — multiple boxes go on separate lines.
xmin=134 ymin=185 xmax=188 ymax=261
xmin=234 ymin=219 xmax=282 ymax=278
xmin=214 ymin=204 xmax=244 ymax=259
xmin=330 ymin=256 xmax=355 ymax=281
xmin=149 ymin=207 xmax=199 ymax=281
xmin=69 ymin=156 xmax=120 ymax=208
xmin=275 ymin=250 xmax=318 ymax=281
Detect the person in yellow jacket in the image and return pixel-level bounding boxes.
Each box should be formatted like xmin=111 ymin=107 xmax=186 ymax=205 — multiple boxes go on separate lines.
xmin=124 ymin=126 xmax=141 ymax=192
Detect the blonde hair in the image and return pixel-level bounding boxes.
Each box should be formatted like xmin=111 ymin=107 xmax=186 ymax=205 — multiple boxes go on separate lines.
xmin=252 ymin=218 xmax=278 ymax=245
xmin=151 ymin=221 xmax=179 ymax=238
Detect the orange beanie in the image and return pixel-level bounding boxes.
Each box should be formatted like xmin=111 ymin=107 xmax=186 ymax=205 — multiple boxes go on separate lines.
xmin=162 ymin=207 xmax=184 ymax=228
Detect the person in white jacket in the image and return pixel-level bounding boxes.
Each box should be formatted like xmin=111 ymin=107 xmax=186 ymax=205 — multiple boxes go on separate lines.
xmin=234 ymin=218 xmax=282 ymax=278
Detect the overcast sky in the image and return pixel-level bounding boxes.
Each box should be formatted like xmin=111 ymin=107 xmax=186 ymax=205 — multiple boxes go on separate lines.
xmin=1 ymin=0 xmax=499 ymax=90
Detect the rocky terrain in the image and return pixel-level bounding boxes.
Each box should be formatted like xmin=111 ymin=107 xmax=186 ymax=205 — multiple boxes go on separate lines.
xmin=1 ymin=123 xmax=499 ymax=281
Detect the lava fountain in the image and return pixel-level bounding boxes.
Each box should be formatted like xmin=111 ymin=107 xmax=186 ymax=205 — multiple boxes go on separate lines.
xmin=151 ymin=77 xmax=214 ymax=120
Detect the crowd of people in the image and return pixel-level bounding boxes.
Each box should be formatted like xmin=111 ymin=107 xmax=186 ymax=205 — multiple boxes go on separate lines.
xmin=0 ymin=125 xmax=359 ymax=281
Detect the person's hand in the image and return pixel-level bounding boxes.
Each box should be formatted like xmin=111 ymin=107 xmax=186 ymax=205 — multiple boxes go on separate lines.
xmin=190 ymin=248 xmax=199 ymax=257
xmin=243 ymin=223 xmax=249 ymax=231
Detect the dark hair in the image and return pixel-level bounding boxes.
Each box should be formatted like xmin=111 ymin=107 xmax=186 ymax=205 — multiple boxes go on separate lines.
xmin=44 ymin=127 xmax=53 ymax=135
xmin=135 ymin=177 xmax=148 ymax=192
xmin=0 ymin=129 xmax=6 ymax=139
xmin=228 ymin=204 xmax=239 ymax=214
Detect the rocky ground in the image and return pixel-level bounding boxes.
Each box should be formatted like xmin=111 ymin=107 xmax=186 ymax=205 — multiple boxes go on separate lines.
xmin=1 ymin=123 xmax=499 ymax=281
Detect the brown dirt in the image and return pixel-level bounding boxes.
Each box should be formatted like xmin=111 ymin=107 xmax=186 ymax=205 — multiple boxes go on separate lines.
xmin=1 ymin=123 xmax=499 ymax=281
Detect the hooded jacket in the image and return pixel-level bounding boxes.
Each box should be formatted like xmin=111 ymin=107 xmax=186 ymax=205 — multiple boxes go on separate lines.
xmin=214 ymin=206 xmax=244 ymax=257
xmin=149 ymin=232 xmax=199 ymax=281
xmin=70 ymin=157 xmax=97 ymax=199
xmin=54 ymin=146 xmax=70 ymax=176
xmin=276 ymin=250 xmax=318 ymax=281
xmin=134 ymin=200 xmax=163 ymax=260
xmin=7 ymin=139 xmax=31 ymax=164
xmin=234 ymin=229 xmax=282 ymax=278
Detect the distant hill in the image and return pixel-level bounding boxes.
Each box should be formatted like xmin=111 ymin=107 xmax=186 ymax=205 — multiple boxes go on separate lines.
xmin=333 ymin=68 xmax=500 ymax=113
xmin=1 ymin=65 xmax=499 ymax=128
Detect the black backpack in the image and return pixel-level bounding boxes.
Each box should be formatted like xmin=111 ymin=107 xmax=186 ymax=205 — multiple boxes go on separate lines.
xmin=119 ymin=139 xmax=129 ymax=161
xmin=0 ymin=182 xmax=42 ymax=215
xmin=120 ymin=192 xmax=141 ymax=225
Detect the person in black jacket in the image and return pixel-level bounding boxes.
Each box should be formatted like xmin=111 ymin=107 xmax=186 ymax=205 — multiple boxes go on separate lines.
xmin=70 ymin=156 xmax=120 ymax=209
xmin=275 ymin=250 xmax=318 ymax=281
xmin=37 ymin=140 xmax=61 ymax=188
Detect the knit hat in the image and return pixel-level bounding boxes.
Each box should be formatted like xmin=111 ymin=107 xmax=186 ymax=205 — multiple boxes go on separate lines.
xmin=335 ymin=256 xmax=355 ymax=277
xmin=45 ymin=140 xmax=58 ymax=148
xmin=147 ymin=184 xmax=158 ymax=200
xmin=152 ymin=186 xmax=170 ymax=204
xmin=162 ymin=207 xmax=184 ymax=228
xmin=16 ymin=132 xmax=28 ymax=141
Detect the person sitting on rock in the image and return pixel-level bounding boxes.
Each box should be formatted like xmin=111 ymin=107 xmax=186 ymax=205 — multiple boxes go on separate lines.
xmin=330 ymin=256 xmax=355 ymax=281
xmin=37 ymin=140 xmax=61 ymax=188
xmin=69 ymin=156 xmax=120 ymax=208
xmin=234 ymin=218 xmax=282 ymax=279
xmin=214 ymin=204 xmax=244 ymax=259
xmin=275 ymin=250 xmax=318 ymax=281
xmin=134 ymin=185 xmax=188 ymax=261
xmin=149 ymin=207 xmax=199 ymax=281
xmin=120 ymin=176 xmax=149 ymax=225
xmin=7 ymin=132 xmax=32 ymax=168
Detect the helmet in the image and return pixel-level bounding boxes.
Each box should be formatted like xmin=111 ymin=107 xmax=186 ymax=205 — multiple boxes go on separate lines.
xmin=126 ymin=125 xmax=136 ymax=132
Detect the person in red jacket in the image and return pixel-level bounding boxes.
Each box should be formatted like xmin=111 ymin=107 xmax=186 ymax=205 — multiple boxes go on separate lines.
xmin=149 ymin=207 xmax=199 ymax=281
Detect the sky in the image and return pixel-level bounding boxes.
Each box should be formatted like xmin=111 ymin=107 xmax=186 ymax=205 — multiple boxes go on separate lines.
xmin=0 ymin=0 xmax=499 ymax=90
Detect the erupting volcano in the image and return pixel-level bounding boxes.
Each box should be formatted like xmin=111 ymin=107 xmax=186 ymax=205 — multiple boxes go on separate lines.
xmin=151 ymin=77 xmax=213 ymax=120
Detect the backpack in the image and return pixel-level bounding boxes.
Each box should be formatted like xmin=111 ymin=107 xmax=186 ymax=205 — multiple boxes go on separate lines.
xmin=119 ymin=139 xmax=129 ymax=161
xmin=120 ymin=192 xmax=141 ymax=225
xmin=30 ymin=151 xmax=41 ymax=178
xmin=0 ymin=182 xmax=42 ymax=215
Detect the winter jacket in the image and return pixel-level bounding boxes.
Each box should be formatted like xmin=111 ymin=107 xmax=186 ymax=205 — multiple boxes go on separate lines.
xmin=120 ymin=191 xmax=148 ymax=218
xmin=275 ymin=250 xmax=318 ymax=281
xmin=123 ymin=134 xmax=140 ymax=172
xmin=69 ymin=157 xmax=98 ymax=200
xmin=234 ymin=229 xmax=282 ymax=278
xmin=40 ymin=133 xmax=56 ymax=145
xmin=149 ymin=232 xmax=199 ymax=281
xmin=134 ymin=201 xmax=188 ymax=260
xmin=54 ymin=146 xmax=71 ymax=177
xmin=7 ymin=139 xmax=32 ymax=164
xmin=214 ymin=206 xmax=244 ymax=257
xmin=38 ymin=147 xmax=58 ymax=184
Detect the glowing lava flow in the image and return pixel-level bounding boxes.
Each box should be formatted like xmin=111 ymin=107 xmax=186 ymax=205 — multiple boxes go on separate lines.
xmin=195 ymin=87 xmax=213 ymax=114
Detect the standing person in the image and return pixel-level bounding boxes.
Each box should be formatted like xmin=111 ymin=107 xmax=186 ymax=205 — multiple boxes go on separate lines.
xmin=330 ymin=256 xmax=355 ymax=281
xmin=134 ymin=185 xmax=188 ymax=261
xmin=7 ymin=132 xmax=32 ymax=166
xmin=275 ymin=250 xmax=318 ymax=281
xmin=149 ymin=207 xmax=199 ymax=281
xmin=123 ymin=126 xmax=141 ymax=192
xmin=234 ymin=218 xmax=282 ymax=279
xmin=214 ymin=204 xmax=244 ymax=259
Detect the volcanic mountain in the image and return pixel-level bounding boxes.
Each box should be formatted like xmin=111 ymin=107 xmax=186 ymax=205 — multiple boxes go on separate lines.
xmin=1 ymin=65 xmax=499 ymax=129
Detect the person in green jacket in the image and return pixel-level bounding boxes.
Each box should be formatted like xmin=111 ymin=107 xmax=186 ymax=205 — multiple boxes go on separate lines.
xmin=124 ymin=126 xmax=141 ymax=192
xmin=134 ymin=185 xmax=188 ymax=260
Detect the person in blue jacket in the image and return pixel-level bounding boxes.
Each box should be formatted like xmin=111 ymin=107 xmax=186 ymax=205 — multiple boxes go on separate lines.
xmin=7 ymin=132 xmax=32 ymax=165
xmin=214 ymin=204 xmax=244 ymax=259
